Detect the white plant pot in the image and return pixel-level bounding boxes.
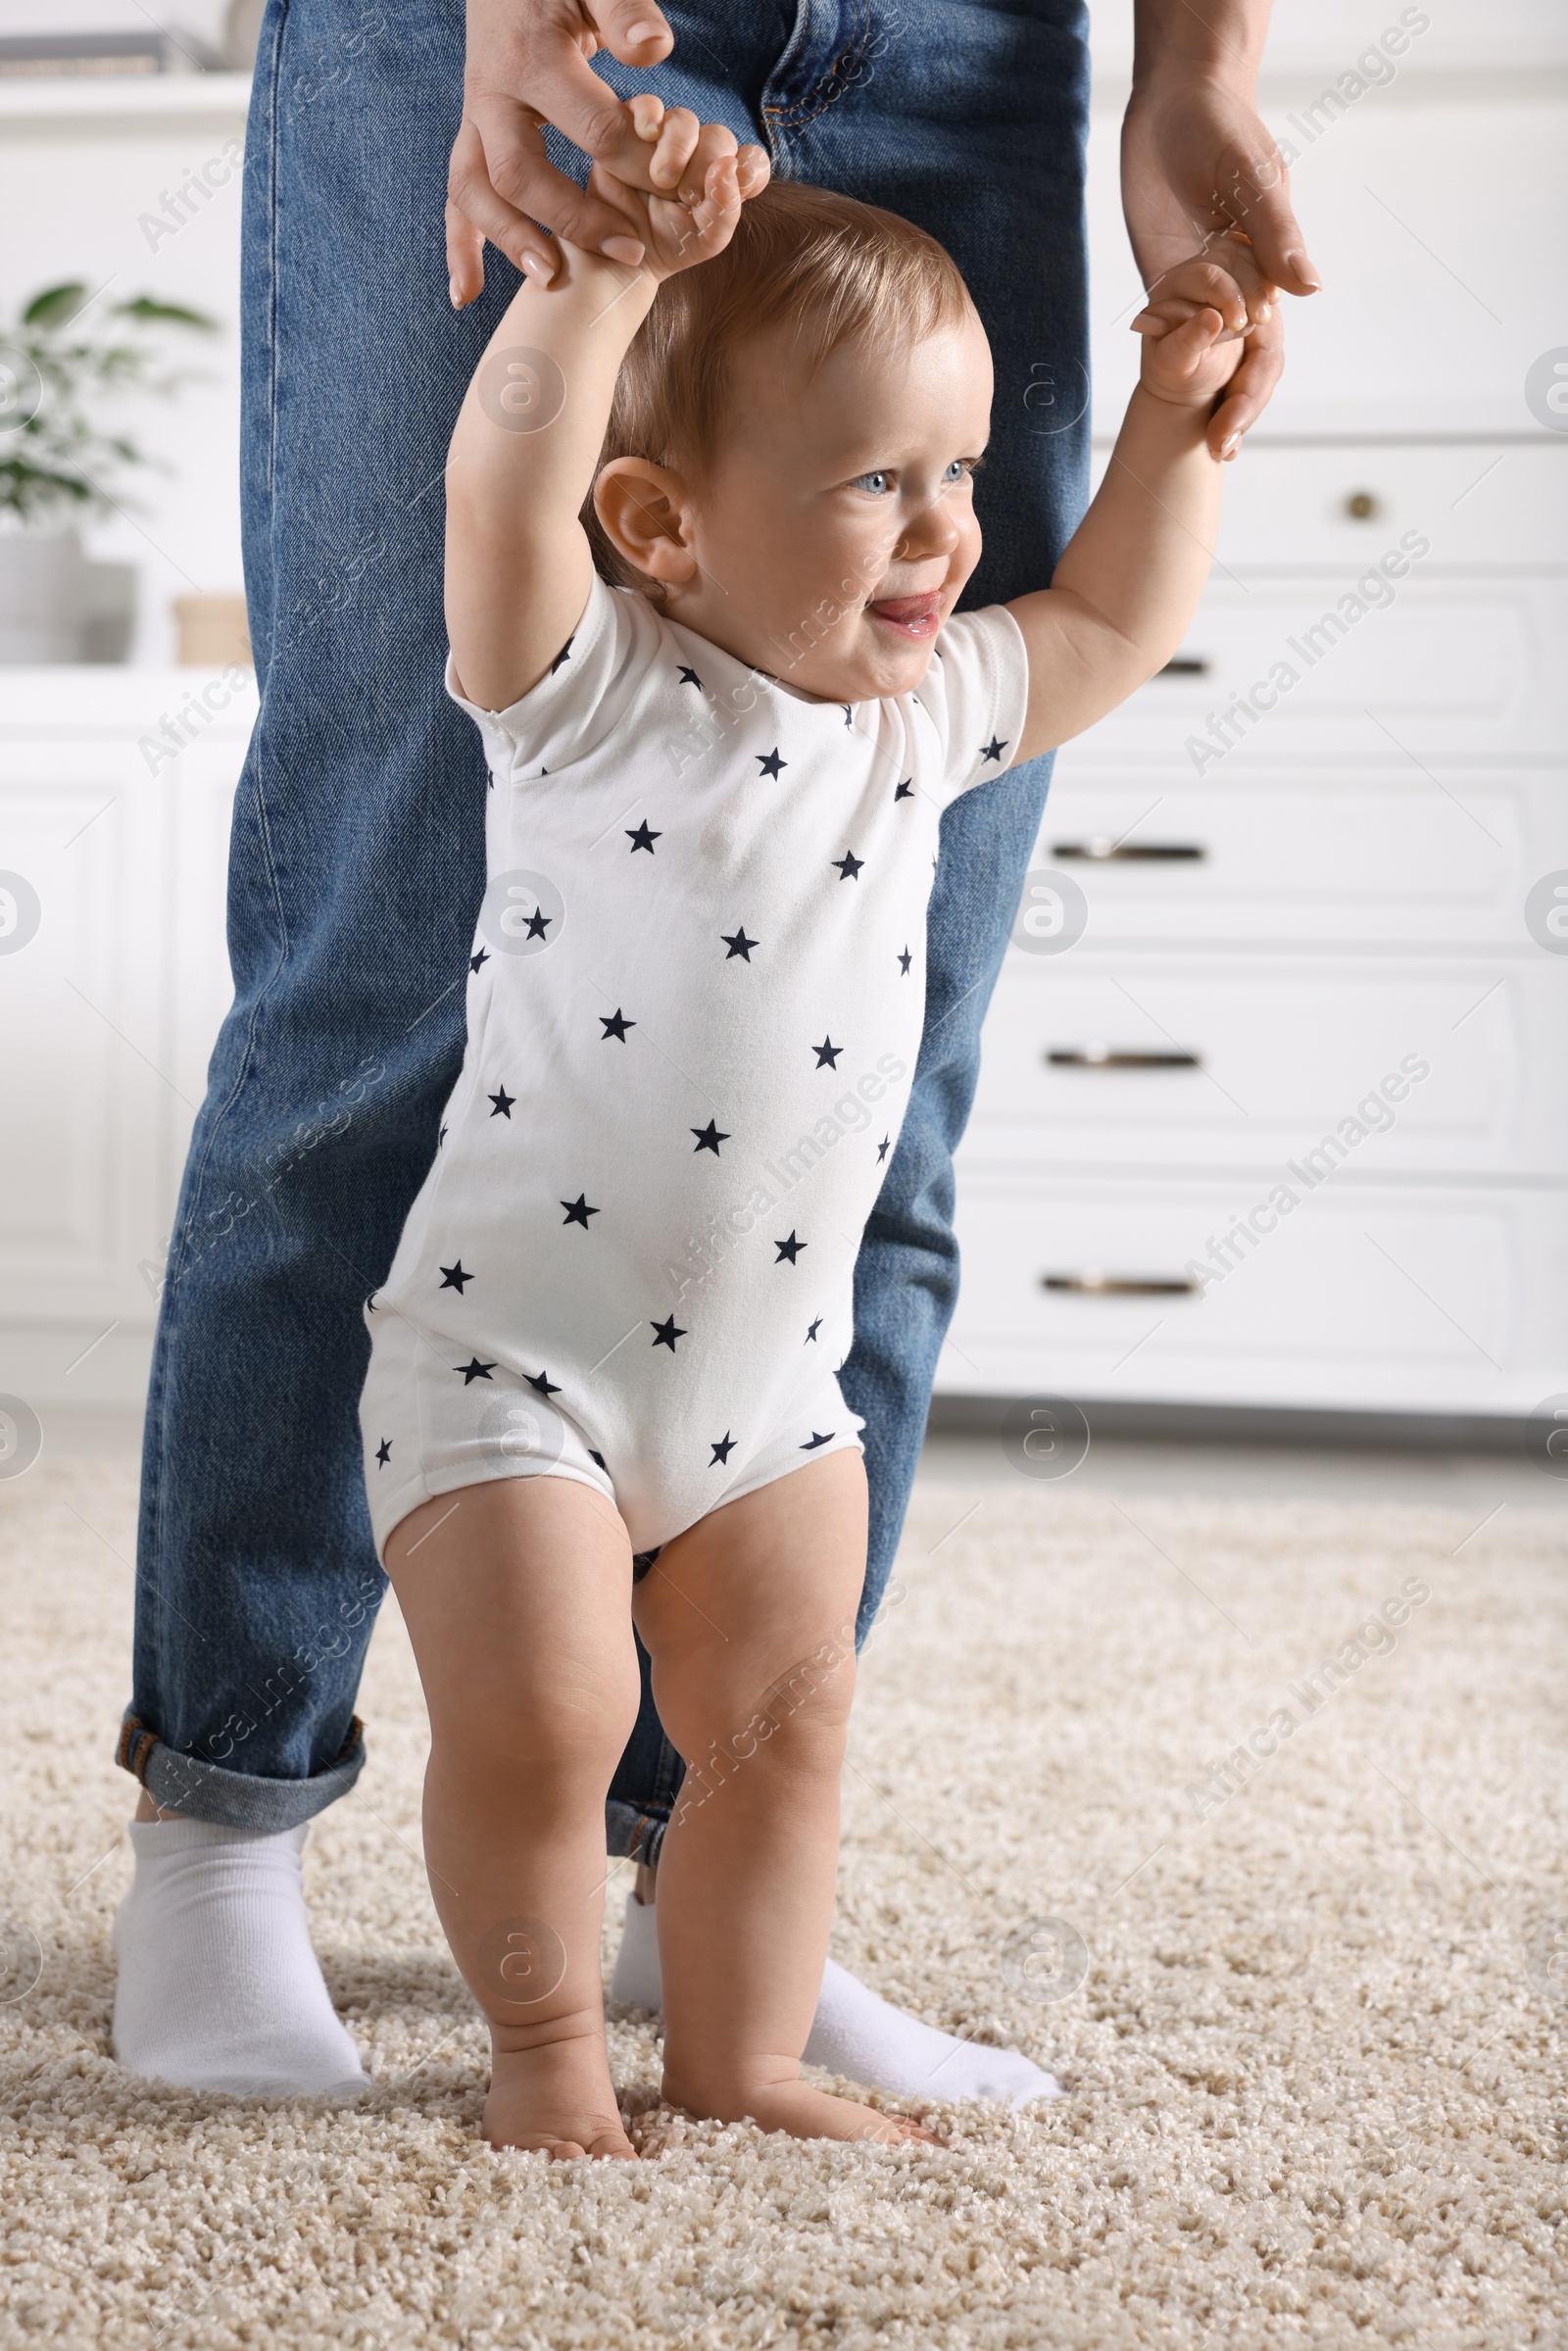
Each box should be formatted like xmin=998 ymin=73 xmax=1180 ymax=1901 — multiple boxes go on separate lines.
xmin=0 ymin=527 xmax=137 ymax=664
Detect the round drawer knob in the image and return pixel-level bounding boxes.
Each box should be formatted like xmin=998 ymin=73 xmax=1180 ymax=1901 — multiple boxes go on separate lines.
xmin=1344 ymin=489 xmax=1380 ymax=519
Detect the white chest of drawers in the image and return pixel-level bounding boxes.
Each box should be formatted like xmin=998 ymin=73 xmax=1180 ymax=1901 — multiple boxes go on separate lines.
xmin=944 ymin=444 xmax=1568 ymax=1421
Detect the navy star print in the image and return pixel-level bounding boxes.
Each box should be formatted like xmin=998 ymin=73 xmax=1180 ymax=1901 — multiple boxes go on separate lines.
xmin=358 ymin=566 xmax=1035 ymax=1568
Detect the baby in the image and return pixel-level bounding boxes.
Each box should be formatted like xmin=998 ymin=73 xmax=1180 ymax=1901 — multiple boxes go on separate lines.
xmin=360 ymin=99 xmax=1256 ymax=2157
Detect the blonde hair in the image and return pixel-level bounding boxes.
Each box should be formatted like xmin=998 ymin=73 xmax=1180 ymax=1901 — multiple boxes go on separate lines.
xmin=584 ymin=179 xmax=973 ymax=595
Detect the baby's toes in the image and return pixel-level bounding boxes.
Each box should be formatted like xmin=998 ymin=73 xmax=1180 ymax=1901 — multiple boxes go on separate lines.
xmin=866 ymin=2113 xmax=945 ymax=2147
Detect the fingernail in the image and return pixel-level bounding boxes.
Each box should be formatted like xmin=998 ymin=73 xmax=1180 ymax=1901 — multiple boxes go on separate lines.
xmin=449 ymin=276 xmax=463 ymax=310
xmin=625 ymin=17 xmax=662 ymax=36
xmin=1221 ymin=433 xmax=1241 ymax=460
xmin=1286 ymin=250 xmax=1323 ymax=290
xmin=602 ymin=235 xmax=645 ymax=267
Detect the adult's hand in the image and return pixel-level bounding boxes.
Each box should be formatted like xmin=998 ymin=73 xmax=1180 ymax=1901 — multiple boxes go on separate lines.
xmin=447 ymin=0 xmax=679 ymax=306
xmin=1122 ymin=5 xmax=1322 ymax=457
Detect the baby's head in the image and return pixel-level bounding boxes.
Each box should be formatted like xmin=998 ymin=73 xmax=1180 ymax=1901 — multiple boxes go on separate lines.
xmin=588 ymin=182 xmax=992 ymax=705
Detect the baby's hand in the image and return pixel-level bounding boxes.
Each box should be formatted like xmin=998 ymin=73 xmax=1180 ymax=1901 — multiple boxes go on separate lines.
xmin=584 ymin=96 xmax=770 ymax=283
xmin=1131 ymin=229 xmax=1271 ymax=433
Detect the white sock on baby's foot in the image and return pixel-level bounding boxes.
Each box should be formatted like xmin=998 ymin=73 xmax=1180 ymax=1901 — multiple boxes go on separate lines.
xmin=113 ymin=1818 xmax=368 ymax=2098
xmin=608 ymin=1891 xmax=1061 ymax=2108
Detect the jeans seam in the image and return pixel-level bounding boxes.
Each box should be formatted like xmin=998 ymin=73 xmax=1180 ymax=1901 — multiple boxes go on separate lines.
xmin=760 ymin=0 xmax=872 ymax=145
xmin=262 ymin=0 xmax=284 ymax=513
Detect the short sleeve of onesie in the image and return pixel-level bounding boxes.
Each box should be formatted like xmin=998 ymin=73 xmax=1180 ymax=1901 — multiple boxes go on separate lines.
xmin=445 ymin=569 xmax=657 ymax=779
xmin=914 ymin=604 xmax=1033 ymax=797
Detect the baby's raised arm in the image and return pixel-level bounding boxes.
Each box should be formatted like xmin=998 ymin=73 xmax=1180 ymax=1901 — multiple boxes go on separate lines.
xmin=445 ymin=101 xmax=768 ymax=714
xmin=1006 ymin=232 xmax=1264 ymax=762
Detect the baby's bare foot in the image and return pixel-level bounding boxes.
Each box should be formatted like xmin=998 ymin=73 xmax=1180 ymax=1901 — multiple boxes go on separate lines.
xmin=667 ymin=2072 xmax=943 ymax=2147
xmin=483 ymin=2033 xmax=636 ymax=2160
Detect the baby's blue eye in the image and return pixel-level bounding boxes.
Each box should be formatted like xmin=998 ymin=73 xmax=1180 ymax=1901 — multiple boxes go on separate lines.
xmin=851 ymin=469 xmax=893 ymax=495
xmin=944 ymin=459 xmax=971 ymax=483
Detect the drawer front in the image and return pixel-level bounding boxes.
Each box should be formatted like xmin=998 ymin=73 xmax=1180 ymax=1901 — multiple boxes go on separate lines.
xmin=1084 ymin=441 xmax=1568 ymax=575
xmin=964 ymin=959 xmax=1568 ymax=1177
xmin=1030 ymin=768 xmax=1568 ymax=945
xmin=944 ymin=1178 xmax=1568 ymax=1415
xmin=1062 ymin=579 xmax=1568 ymax=764
xmin=0 ymin=686 xmax=251 ymax=1352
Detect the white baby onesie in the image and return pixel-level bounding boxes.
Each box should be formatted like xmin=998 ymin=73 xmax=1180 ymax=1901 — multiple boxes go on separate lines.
xmin=360 ymin=573 xmax=1028 ymax=1560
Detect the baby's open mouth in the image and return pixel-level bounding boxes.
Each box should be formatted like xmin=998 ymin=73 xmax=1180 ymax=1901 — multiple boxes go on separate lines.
xmin=868 ymin=590 xmax=943 ymax=640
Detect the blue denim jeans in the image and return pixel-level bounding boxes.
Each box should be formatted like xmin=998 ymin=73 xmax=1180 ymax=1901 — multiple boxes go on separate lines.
xmin=120 ymin=0 xmax=1089 ymax=1848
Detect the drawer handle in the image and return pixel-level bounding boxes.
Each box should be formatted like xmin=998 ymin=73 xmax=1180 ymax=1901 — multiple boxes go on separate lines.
xmin=1047 ymin=1046 xmax=1201 ymax=1070
xmin=1043 ymin=1270 xmax=1201 ymax=1297
xmin=1156 ymin=656 xmax=1210 ymax=675
xmin=1052 ymin=839 xmax=1206 ymax=862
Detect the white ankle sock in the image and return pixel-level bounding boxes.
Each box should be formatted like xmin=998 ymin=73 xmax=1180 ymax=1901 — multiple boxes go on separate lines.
xmin=113 ymin=1818 xmax=368 ymax=2098
xmin=608 ymin=1890 xmax=1062 ymax=2107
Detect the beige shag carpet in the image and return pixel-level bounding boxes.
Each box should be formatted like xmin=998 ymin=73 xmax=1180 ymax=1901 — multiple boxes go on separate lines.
xmin=1 ymin=1457 xmax=1564 ymax=2349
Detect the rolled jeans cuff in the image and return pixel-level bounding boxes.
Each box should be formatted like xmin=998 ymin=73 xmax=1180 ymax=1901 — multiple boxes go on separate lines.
xmin=605 ymin=1795 xmax=668 ymax=1869
xmin=116 ymin=1709 xmax=368 ymax=1830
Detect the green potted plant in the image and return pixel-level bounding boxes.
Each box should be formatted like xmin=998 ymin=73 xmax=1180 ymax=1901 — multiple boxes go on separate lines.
xmin=0 ymin=280 xmax=217 ymax=664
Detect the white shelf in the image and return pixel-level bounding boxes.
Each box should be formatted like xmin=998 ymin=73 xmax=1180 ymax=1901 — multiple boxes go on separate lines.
xmin=0 ymin=69 xmax=249 ymax=125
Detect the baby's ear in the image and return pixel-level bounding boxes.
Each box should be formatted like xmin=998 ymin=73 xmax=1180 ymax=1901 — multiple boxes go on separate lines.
xmin=593 ymin=458 xmax=700 ymax=589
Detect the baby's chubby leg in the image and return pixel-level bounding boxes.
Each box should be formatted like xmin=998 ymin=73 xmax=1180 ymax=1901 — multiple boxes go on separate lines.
xmin=385 ymin=1477 xmax=643 ymax=2158
xmin=634 ymin=1451 xmax=939 ymax=2146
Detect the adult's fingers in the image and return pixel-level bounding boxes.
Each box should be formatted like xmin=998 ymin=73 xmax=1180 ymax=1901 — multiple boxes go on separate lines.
xmin=505 ymin=8 xmax=662 ymax=182
xmin=1210 ymin=139 xmax=1321 ymax=298
xmin=586 ymin=0 xmax=674 ymax=69
xmin=467 ymin=88 xmax=649 ymax=264
xmin=447 ymin=111 xmax=568 ymax=289
xmin=445 ymin=196 xmax=488 ymax=309
xmin=1206 ymin=313 xmax=1286 ymax=458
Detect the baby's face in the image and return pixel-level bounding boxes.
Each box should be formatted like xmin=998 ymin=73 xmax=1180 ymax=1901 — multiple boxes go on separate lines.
xmin=671 ymin=309 xmax=993 ymax=704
